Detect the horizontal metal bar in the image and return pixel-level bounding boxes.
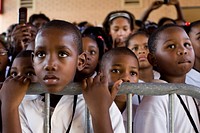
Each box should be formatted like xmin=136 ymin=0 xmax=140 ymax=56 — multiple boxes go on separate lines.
xmin=25 ymin=82 xmax=200 ymax=99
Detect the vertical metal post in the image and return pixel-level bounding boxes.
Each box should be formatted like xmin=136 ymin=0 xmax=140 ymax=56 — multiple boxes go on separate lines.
xmin=85 ymin=105 xmax=90 ymax=133
xmin=127 ymin=93 xmax=133 ymax=133
xmin=169 ymin=94 xmax=175 ymax=133
xmin=44 ymin=93 xmax=50 ymax=133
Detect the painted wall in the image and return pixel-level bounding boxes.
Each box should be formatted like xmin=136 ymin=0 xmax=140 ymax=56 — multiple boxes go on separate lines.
xmin=0 ymin=0 xmax=199 ymax=33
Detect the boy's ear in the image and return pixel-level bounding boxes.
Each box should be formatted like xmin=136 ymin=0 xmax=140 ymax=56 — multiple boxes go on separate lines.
xmin=147 ymin=53 xmax=157 ymax=67
xmin=77 ymin=52 xmax=86 ymax=71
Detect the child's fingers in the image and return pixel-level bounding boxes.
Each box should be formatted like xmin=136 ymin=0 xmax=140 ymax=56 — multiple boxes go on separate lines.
xmin=82 ymin=79 xmax=87 ymax=91
xmin=93 ymin=72 xmax=101 ymax=83
xmin=85 ymin=77 xmax=93 ymax=87
xmin=16 ymin=76 xmax=31 ymax=85
xmin=100 ymin=74 xmax=108 ymax=84
xmin=110 ymin=80 xmax=123 ymax=100
xmin=4 ymin=75 xmax=13 ymax=81
xmin=23 ymin=77 xmax=31 ymax=84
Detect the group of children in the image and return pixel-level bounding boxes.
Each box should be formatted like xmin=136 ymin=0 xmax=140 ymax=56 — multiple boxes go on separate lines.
xmin=0 ymin=6 xmax=200 ymax=133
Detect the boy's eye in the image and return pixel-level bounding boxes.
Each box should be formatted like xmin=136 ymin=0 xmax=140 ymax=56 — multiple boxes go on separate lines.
xmin=111 ymin=69 xmax=120 ymax=74
xmin=35 ymin=51 xmax=46 ymax=58
xmin=184 ymin=43 xmax=192 ymax=48
xmin=10 ymin=71 xmax=18 ymax=77
xmin=130 ymin=71 xmax=137 ymax=76
xmin=58 ymin=51 xmax=68 ymax=57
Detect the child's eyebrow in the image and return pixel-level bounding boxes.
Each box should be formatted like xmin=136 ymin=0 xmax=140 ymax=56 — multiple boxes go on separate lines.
xmin=130 ymin=66 xmax=139 ymax=69
xmin=112 ymin=64 xmax=138 ymax=69
xmin=112 ymin=64 xmax=122 ymax=67
xmin=196 ymin=32 xmax=200 ymax=35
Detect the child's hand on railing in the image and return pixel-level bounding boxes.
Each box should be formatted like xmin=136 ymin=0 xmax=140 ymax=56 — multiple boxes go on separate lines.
xmin=0 ymin=76 xmax=30 ymax=108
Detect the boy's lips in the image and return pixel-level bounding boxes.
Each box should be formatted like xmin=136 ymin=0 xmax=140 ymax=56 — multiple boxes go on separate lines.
xmin=43 ymin=75 xmax=59 ymax=85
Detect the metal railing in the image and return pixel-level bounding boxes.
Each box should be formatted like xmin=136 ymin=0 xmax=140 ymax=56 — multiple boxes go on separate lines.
xmin=27 ymin=82 xmax=200 ymax=133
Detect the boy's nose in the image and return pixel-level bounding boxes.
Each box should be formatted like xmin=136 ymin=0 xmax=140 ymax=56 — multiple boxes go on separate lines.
xmin=121 ymin=73 xmax=130 ymax=82
xmin=44 ymin=64 xmax=56 ymax=71
xmin=44 ymin=56 xmax=57 ymax=71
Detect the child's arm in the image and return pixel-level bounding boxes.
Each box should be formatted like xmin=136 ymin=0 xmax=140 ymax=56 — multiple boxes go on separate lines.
xmin=140 ymin=1 xmax=163 ymax=22
xmin=82 ymin=73 xmax=122 ymax=133
xmin=0 ymin=76 xmax=30 ymax=133
xmin=168 ymin=0 xmax=184 ymax=21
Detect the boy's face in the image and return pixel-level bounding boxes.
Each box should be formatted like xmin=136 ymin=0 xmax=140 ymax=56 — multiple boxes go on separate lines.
xmin=33 ymin=28 xmax=79 ymax=93
xmin=189 ymin=24 xmax=200 ymax=61
xmin=127 ymin=34 xmax=151 ymax=69
xmin=103 ymin=54 xmax=139 ymax=84
xmin=81 ymin=37 xmax=99 ymax=76
xmin=10 ymin=56 xmax=37 ymax=82
xmin=153 ymin=27 xmax=195 ymax=77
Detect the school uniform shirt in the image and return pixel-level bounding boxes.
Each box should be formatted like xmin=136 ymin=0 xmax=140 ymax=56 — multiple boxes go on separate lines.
xmin=19 ymin=94 xmax=125 ymax=133
xmin=186 ymin=68 xmax=200 ymax=116
xmin=122 ymin=70 xmax=160 ymax=129
xmin=186 ymin=68 xmax=200 ymax=87
xmin=134 ymin=94 xmax=200 ymax=133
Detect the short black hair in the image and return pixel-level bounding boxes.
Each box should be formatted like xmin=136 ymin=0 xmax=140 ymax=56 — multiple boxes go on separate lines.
xmin=37 ymin=20 xmax=82 ymax=54
xmin=148 ymin=24 xmax=182 ymax=54
xmin=100 ymin=47 xmax=138 ymax=70
xmin=157 ymin=17 xmax=176 ymax=27
xmin=29 ymin=13 xmax=50 ymax=24
xmin=16 ymin=50 xmax=33 ymax=58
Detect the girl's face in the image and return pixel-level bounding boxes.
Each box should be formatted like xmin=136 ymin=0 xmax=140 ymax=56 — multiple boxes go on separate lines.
xmin=33 ymin=28 xmax=79 ymax=93
xmin=81 ymin=37 xmax=99 ymax=76
xmin=189 ymin=24 xmax=200 ymax=61
xmin=0 ymin=42 xmax=8 ymax=73
xmin=109 ymin=17 xmax=132 ymax=47
xmin=154 ymin=27 xmax=194 ymax=81
xmin=127 ymin=34 xmax=151 ymax=69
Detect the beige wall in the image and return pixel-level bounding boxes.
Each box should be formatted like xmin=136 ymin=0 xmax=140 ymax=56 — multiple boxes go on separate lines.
xmin=0 ymin=0 xmax=200 ymax=33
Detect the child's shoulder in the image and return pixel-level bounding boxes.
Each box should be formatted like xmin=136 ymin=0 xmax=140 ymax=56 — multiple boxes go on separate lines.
xmin=186 ymin=68 xmax=200 ymax=87
xmin=151 ymin=79 xmax=168 ymax=83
